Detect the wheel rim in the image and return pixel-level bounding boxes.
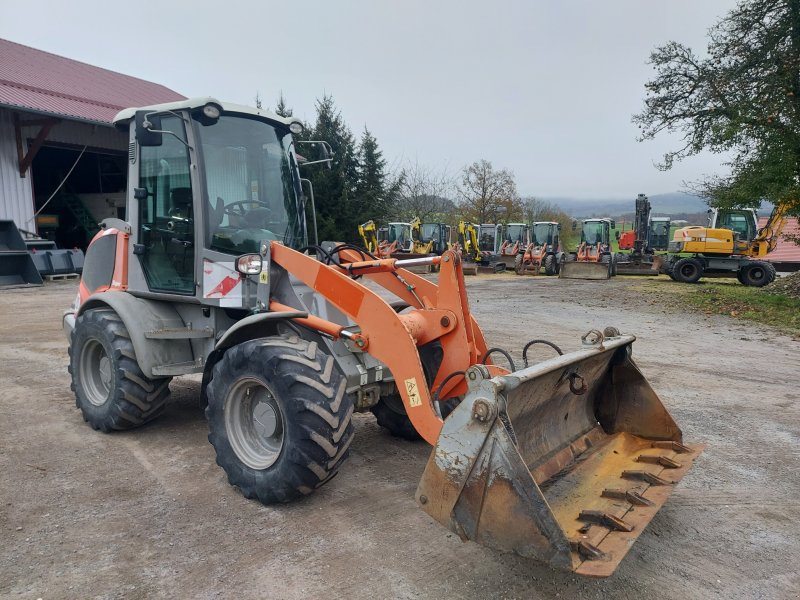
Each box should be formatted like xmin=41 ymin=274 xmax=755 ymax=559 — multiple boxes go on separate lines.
xmin=680 ymin=264 xmax=697 ymax=278
xmin=80 ymin=339 xmax=112 ymax=406
xmin=224 ymin=378 xmax=284 ymax=470
xmin=749 ymin=267 xmax=765 ymax=282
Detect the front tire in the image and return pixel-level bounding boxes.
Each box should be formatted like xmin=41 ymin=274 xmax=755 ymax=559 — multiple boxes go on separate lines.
xmin=544 ymin=254 xmax=557 ymax=276
xmin=206 ymin=336 xmax=353 ymax=504
xmin=672 ymin=257 xmax=703 ymax=284
xmin=69 ymin=309 xmax=171 ymax=432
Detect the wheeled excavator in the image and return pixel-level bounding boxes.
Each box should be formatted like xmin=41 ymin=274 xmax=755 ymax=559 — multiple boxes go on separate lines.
xmin=358 ymin=220 xmax=381 ymax=255
xmin=63 ymin=97 xmax=702 ymax=578
xmin=664 ymin=205 xmax=788 ymax=286
xmin=560 ymin=218 xmax=617 ymax=280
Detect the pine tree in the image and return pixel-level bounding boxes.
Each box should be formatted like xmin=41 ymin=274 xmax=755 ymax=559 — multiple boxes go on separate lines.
xmin=302 ymin=95 xmax=359 ymax=243
xmin=274 ymin=92 xmax=293 ymax=118
xmin=354 ymin=126 xmax=390 ymax=223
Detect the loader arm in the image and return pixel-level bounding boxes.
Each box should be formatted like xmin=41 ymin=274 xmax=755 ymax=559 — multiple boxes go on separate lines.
xmin=269 ymin=243 xmax=493 ymax=444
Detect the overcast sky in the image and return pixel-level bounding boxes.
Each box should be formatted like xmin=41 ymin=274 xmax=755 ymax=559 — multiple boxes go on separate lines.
xmin=1 ymin=0 xmax=739 ymax=199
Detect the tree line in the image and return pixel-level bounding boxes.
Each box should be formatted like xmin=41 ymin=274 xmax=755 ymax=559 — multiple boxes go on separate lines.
xmin=258 ymin=92 xmax=573 ymax=246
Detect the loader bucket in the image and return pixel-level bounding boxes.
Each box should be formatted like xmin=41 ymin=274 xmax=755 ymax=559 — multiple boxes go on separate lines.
xmin=559 ymin=260 xmax=610 ymax=280
xmin=615 ymin=255 xmax=664 ymax=276
xmin=416 ymin=332 xmax=702 ymax=577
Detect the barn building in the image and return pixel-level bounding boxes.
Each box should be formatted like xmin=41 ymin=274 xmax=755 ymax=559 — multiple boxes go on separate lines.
xmin=0 ymin=38 xmax=183 ymax=249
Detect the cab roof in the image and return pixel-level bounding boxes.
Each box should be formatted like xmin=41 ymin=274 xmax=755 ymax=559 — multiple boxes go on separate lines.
xmin=113 ymin=96 xmax=299 ymax=127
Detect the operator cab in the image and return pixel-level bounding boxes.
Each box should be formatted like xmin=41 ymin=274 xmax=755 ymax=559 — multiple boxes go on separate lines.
xmin=711 ymin=209 xmax=758 ymax=242
xmin=114 ymin=97 xmax=315 ymax=297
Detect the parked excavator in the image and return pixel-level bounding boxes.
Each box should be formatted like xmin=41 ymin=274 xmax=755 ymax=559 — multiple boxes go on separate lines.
xmin=358 ymin=220 xmax=381 ymax=255
xmin=515 ymin=221 xmax=564 ymax=276
xmin=560 ymin=218 xmax=617 ymax=280
xmin=63 ymin=97 xmax=702 ymax=578
xmin=664 ymin=204 xmax=788 ymax=286
xmin=615 ymin=194 xmax=667 ymax=276
xmin=456 ymin=221 xmax=481 ymax=275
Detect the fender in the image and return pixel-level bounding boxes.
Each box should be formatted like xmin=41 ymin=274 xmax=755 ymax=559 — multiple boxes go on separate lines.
xmin=77 ymin=292 xmax=194 ymax=378
xmin=214 ymin=310 xmax=308 ymax=351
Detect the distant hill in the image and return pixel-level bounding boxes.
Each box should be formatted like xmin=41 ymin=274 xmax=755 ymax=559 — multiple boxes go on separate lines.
xmin=542 ymin=192 xmax=774 ymax=219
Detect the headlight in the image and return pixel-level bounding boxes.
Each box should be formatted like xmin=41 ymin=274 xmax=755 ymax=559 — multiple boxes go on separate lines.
xmin=203 ymin=104 xmax=221 ymax=119
xmin=235 ymin=254 xmax=262 ymax=274
xmin=289 ymin=121 xmax=304 ymax=135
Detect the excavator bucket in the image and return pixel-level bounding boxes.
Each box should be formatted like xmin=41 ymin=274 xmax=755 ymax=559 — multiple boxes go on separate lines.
xmin=559 ymin=260 xmax=611 ymax=280
xmin=417 ymin=331 xmax=702 ymax=577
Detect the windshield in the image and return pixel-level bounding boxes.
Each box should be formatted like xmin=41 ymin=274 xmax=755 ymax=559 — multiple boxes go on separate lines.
xmin=196 ymin=115 xmax=304 ymax=254
xmin=421 ymin=223 xmax=439 ymax=241
xmin=479 ymin=225 xmax=496 ymax=251
xmin=388 ymin=223 xmax=411 ymax=244
xmin=506 ymin=224 xmax=526 ymax=243
xmin=532 ymin=223 xmax=555 ymax=245
xmin=650 ymin=221 xmax=669 ymax=236
xmin=581 ymin=222 xmax=606 ymax=245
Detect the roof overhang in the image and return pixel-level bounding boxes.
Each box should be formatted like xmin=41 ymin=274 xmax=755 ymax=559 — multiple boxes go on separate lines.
xmin=0 ymin=102 xmax=116 ymax=127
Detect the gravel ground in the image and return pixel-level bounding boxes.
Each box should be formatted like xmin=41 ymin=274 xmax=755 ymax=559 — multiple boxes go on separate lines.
xmin=1 ymin=274 xmax=799 ymax=600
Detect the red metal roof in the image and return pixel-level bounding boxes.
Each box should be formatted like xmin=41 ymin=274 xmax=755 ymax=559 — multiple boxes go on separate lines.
xmin=758 ymin=216 xmax=800 ymax=263
xmin=0 ymin=38 xmax=184 ymax=125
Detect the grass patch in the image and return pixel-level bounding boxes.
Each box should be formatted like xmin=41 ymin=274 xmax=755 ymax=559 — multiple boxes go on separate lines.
xmin=632 ymin=277 xmax=800 ymax=335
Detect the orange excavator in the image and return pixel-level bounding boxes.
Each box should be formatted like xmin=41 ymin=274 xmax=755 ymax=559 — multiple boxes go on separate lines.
xmin=62 ymin=97 xmax=703 ymax=578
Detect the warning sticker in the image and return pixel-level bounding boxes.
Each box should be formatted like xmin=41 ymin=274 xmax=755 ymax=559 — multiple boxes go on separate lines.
xmin=404 ymin=378 xmax=422 ymax=407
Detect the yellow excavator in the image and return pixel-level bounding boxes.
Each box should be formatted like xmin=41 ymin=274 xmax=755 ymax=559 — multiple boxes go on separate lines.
xmin=457 ymin=221 xmax=481 ymax=275
xmin=664 ymin=204 xmax=789 ymax=286
xmin=358 ymin=220 xmax=381 ymax=254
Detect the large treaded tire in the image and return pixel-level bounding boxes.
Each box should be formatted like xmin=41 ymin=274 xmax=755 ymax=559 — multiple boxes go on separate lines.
xmin=738 ymin=261 xmax=775 ymax=287
xmin=69 ymin=308 xmax=171 ymax=432
xmin=672 ymin=257 xmax=703 ymax=284
xmin=371 ymin=394 xmax=421 ymax=440
xmin=206 ymin=336 xmax=353 ymax=504
xmin=544 ymin=254 xmax=557 ymax=276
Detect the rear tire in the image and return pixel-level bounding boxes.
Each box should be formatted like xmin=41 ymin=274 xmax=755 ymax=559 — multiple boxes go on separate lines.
xmin=69 ymin=309 xmax=171 ymax=432
xmin=371 ymin=394 xmax=421 ymax=440
xmin=672 ymin=257 xmax=703 ymax=284
xmin=738 ymin=261 xmax=775 ymax=287
xmin=544 ymin=254 xmax=557 ymax=276
xmin=206 ymin=336 xmax=353 ymax=504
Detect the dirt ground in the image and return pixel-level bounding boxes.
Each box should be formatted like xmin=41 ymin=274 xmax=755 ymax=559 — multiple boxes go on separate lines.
xmin=1 ymin=274 xmax=799 ymax=600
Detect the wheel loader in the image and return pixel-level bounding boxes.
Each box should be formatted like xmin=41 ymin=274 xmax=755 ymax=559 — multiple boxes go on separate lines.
xmin=560 ymin=218 xmax=618 ymax=280
xmin=515 ymin=221 xmax=564 ymax=276
xmin=63 ymin=97 xmax=702 ymax=578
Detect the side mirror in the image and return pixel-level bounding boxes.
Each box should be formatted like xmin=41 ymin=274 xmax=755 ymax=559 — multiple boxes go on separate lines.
xmin=318 ymin=143 xmax=332 ymax=171
xmin=571 ymin=221 xmax=577 ymax=231
xmin=610 ymin=220 xmax=616 ymax=229
xmin=135 ymin=111 xmax=163 ymax=147
xmin=615 ymin=230 xmax=620 ymax=240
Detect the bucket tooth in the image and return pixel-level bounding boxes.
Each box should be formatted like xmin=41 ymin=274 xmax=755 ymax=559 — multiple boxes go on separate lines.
xmin=570 ymin=539 xmax=606 ymax=561
xmin=622 ymin=470 xmax=673 ymax=485
xmin=578 ymin=510 xmax=634 ymax=532
xmin=637 ymin=454 xmax=682 ymax=468
xmin=601 ymin=488 xmax=655 ymax=506
xmin=652 ymin=440 xmax=692 ymax=454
